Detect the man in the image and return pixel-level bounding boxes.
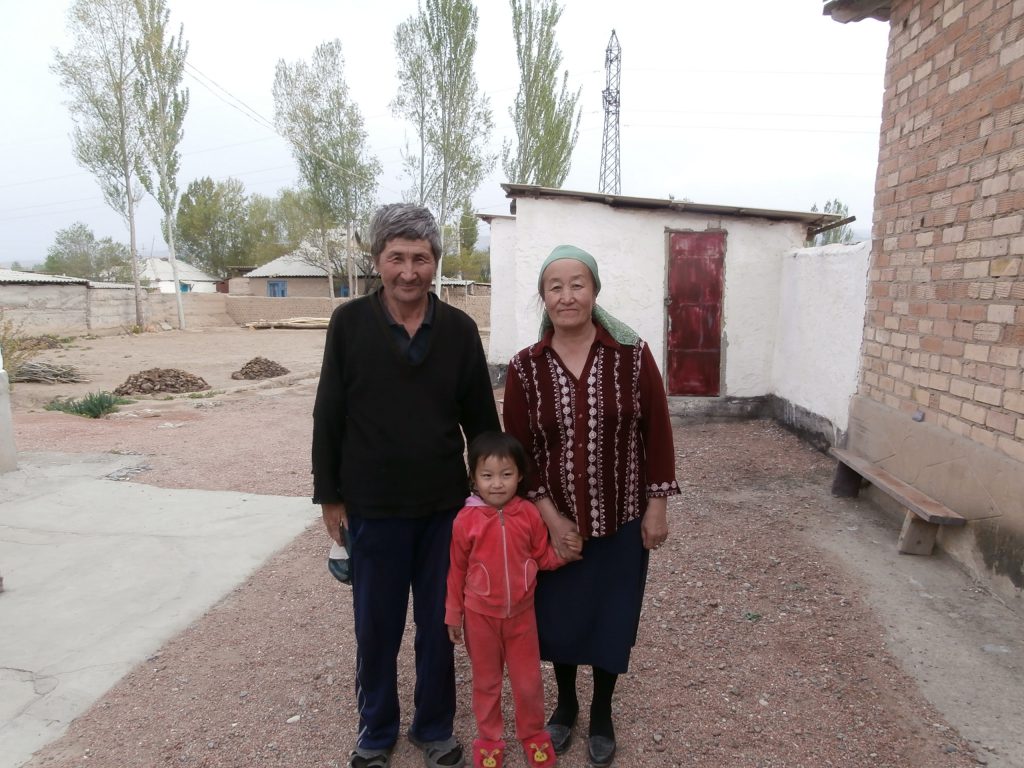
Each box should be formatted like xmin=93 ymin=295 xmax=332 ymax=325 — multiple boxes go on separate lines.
xmin=312 ymin=203 xmax=500 ymax=768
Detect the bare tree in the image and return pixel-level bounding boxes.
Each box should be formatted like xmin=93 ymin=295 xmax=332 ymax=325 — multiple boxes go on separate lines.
xmin=53 ymin=0 xmax=147 ymax=326
xmin=134 ymin=0 xmax=189 ymax=328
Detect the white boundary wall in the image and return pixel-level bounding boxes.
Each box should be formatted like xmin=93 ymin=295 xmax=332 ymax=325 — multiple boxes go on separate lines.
xmin=0 ymin=347 xmax=16 ymax=472
xmin=771 ymin=242 xmax=870 ymax=434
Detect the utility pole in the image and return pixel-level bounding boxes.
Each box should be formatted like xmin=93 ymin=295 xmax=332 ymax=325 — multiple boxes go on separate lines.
xmin=347 ymin=221 xmax=356 ymax=298
xmin=598 ymin=30 xmax=622 ymax=195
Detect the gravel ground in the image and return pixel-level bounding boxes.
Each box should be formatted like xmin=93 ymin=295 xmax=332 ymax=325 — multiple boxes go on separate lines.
xmin=8 ymin=330 xmax=994 ymax=767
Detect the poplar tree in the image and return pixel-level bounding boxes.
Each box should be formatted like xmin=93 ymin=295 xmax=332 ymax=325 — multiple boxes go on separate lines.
xmin=53 ymin=0 xmax=146 ymax=326
xmin=809 ymin=199 xmax=855 ymax=245
xmin=133 ymin=0 xmax=189 ymax=328
xmin=503 ymin=0 xmax=581 ymax=187
xmin=273 ymin=40 xmax=381 ymax=297
xmin=394 ymin=0 xmax=494 ymax=291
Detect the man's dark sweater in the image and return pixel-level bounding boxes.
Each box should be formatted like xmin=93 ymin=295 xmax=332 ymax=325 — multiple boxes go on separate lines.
xmin=311 ymin=289 xmax=500 ymax=517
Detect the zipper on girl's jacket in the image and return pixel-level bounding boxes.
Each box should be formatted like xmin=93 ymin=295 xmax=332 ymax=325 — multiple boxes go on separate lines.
xmin=498 ymin=507 xmax=512 ymax=617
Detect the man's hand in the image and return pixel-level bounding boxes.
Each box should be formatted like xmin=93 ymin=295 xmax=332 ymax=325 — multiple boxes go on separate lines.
xmin=321 ymin=503 xmax=348 ymax=545
xmin=448 ymin=624 xmax=463 ymax=645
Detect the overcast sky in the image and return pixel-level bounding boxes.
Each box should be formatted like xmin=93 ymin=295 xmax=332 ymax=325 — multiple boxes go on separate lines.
xmin=0 ymin=0 xmax=890 ymax=267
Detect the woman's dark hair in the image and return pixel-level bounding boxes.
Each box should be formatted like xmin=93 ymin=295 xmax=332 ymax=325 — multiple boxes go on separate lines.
xmin=467 ymin=431 xmax=530 ymax=497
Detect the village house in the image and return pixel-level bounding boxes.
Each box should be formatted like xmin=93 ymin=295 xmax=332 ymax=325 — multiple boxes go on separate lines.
xmin=825 ymin=0 xmax=1024 ymax=601
xmin=484 ymin=184 xmax=860 ymax=444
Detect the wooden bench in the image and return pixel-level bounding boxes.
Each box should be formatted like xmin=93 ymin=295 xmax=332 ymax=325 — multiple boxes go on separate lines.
xmin=829 ymin=447 xmax=966 ymax=555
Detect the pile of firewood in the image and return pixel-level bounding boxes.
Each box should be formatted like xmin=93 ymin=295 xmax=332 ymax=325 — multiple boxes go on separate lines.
xmin=12 ymin=361 xmax=88 ymax=384
xmin=231 ymin=356 xmax=290 ymax=380
xmin=114 ymin=368 xmax=210 ymax=395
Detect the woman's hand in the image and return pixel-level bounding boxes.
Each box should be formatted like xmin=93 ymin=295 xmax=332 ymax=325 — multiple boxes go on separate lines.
xmin=536 ymin=497 xmax=582 ymax=562
xmin=448 ymin=624 xmax=464 ymax=645
xmin=641 ymin=497 xmax=668 ymax=550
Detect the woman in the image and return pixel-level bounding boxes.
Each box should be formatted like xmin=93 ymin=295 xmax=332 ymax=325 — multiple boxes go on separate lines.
xmin=502 ymin=245 xmax=680 ymax=767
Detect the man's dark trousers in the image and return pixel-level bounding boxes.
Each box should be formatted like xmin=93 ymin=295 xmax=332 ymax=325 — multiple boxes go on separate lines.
xmin=348 ymin=508 xmax=458 ymax=750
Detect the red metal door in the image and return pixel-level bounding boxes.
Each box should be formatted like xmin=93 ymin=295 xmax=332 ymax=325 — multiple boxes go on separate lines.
xmin=666 ymin=231 xmax=725 ymax=396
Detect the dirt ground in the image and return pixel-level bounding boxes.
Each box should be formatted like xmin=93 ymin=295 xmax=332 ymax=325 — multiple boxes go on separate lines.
xmin=8 ymin=328 xmax=1024 ymax=768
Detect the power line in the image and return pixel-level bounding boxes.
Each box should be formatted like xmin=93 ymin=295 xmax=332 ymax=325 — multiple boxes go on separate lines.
xmin=184 ymin=62 xmax=402 ymax=197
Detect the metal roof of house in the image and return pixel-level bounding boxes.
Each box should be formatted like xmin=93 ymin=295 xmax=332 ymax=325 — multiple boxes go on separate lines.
xmin=245 ymin=251 xmax=369 ymax=278
xmin=0 ymin=269 xmax=88 ymax=285
xmin=87 ymin=281 xmax=135 ymax=289
xmin=501 ymin=184 xmax=843 ymax=228
xmin=822 ymin=0 xmax=891 ymax=22
xmin=139 ymin=258 xmax=219 ymax=284
xmin=245 ymin=253 xmax=330 ymax=278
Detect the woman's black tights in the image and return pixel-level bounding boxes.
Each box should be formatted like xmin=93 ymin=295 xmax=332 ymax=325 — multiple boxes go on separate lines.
xmin=549 ymin=663 xmax=618 ymax=739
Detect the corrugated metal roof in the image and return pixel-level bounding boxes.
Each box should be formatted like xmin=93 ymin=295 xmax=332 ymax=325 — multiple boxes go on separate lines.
xmin=502 ymin=184 xmax=842 ymax=228
xmin=87 ymin=281 xmax=136 ymax=289
xmin=0 ymin=269 xmax=88 ymax=285
xmin=139 ymin=258 xmax=218 ymax=283
xmin=245 ymin=251 xmax=367 ymax=278
xmin=245 ymin=253 xmax=330 ymax=278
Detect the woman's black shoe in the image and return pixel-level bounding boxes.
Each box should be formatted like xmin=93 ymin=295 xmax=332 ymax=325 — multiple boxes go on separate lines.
xmin=587 ymin=734 xmax=616 ymax=767
xmin=545 ymin=722 xmax=573 ymax=755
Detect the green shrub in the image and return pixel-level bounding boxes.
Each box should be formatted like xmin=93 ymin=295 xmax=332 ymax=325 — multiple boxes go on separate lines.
xmin=45 ymin=391 xmax=133 ymax=419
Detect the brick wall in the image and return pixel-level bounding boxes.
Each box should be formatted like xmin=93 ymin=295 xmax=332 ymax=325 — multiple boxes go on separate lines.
xmin=865 ymin=0 xmax=1024 ymax=463
xmin=224 ymin=296 xmax=344 ymax=325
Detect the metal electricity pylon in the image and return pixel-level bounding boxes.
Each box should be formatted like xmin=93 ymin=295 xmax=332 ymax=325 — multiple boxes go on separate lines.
xmin=598 ymin=30 xmax=621 ymax=195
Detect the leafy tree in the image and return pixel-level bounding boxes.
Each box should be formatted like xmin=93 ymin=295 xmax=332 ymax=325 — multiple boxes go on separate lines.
xmin=242 ymin=194 xmax=289 ymax=266
xmin=273 ymin=187 xmax=319 ymax=250
xmin=393 ymin=0 xmax=495 ymax=292
xmin=809 ymin=198 xmax=855 ymax=245
xmin=273 ymin=40 xmax=381 ymax=297
xmin=503 ymin=0 xmax=580 ymax=186
xmin=175 ymin=177 xmax=248 ymax=277
xmin=44 ymin=222 xmax=132 ymax=282
xmin=392 ymin=16 xmax=435 ymax=205
xmin=53 ymin=0 xmax=147 ymax=325
xmin=133 ymin=0 xmax=189 ymax=327
xmin=10 ymin=262 xmax=24 ymax=271
xmin=458 ymin=200 xmax=479 ymax=256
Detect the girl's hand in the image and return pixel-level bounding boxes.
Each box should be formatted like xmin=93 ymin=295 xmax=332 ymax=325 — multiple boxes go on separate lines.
xmin=536 ymin=498 xmax=582 ymax=562
xmin=448 ymin=624 xmax=463 ymax=645
xmin=547 ymin=514 xmax=583 ymax=562
xmin=563 ymin=530 xmax=583 ymax=555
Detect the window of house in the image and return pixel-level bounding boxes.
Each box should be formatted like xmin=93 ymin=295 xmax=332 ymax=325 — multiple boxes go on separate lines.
xmin=267 ymin=280 xmax=287 ymax=297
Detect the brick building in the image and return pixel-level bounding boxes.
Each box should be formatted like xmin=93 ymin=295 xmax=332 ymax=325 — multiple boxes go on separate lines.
xmin=826 ymin=0 xmax=1024 ymax=601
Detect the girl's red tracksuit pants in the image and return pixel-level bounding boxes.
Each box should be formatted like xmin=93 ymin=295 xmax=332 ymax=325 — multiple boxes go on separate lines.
xmin=463 ymin=606 xmax=546 ymax=742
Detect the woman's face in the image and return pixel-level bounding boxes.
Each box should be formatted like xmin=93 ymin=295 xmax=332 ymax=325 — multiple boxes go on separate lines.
xmin=541 ymin=259 xmax=597 ymax=334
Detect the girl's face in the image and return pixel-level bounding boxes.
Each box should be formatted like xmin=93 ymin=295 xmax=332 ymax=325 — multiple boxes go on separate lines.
xmin=473 ymin=454 xmax=521 ymax=509
xmin=541 ymin=259 xmax=597 ymax=334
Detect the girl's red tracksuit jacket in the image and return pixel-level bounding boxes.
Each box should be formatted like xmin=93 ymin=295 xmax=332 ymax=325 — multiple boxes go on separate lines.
xmin=445 ymin=495 xmax=563 ymax=748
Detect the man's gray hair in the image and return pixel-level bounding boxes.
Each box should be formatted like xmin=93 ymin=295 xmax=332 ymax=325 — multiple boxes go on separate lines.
xmin=368 ymin=203 xmax=442 ymax=262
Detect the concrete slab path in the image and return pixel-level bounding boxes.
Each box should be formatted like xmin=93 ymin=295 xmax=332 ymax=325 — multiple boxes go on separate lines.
xmin=0 ymin=452 xmax=316 ymax=768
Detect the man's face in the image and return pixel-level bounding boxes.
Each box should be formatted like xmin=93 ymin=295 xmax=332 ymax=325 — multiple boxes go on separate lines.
xmin=376 ymin=238 xmax=436 ymax=308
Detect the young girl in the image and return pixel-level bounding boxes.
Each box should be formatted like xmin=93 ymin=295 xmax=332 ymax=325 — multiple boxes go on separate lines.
xmin=446 ymin=432 xmax=582 ymax=768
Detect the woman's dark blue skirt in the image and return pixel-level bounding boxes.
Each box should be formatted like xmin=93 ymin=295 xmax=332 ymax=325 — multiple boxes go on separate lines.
xmin=534 ymin=516 xmax=649 ymax=674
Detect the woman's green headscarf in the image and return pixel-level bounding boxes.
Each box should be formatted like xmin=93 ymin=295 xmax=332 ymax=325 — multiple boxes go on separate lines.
xmin=537 ymin=245 xmax=639 ymax=346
